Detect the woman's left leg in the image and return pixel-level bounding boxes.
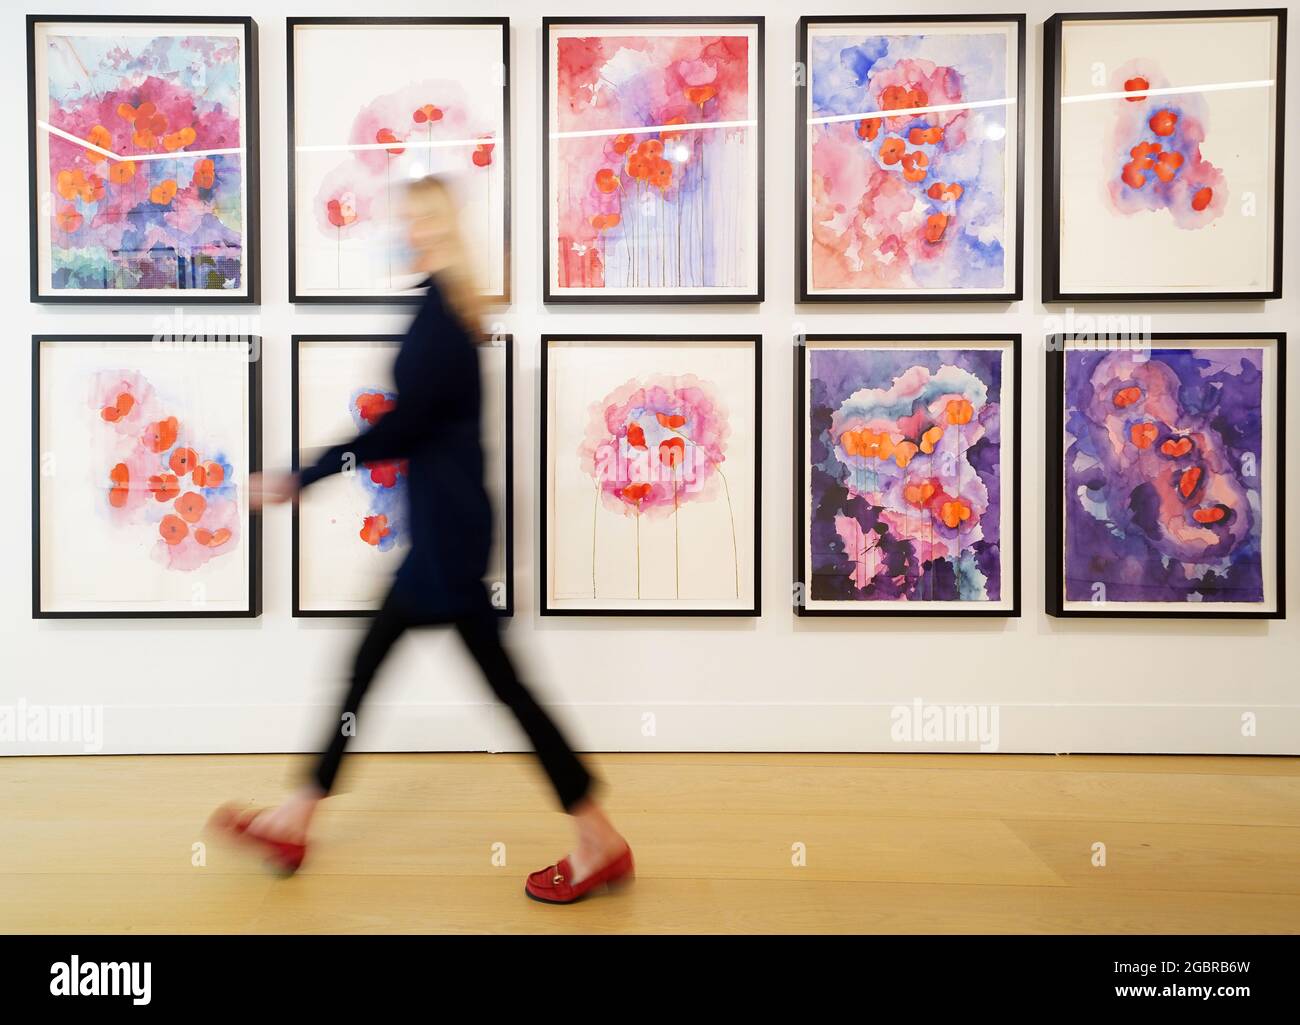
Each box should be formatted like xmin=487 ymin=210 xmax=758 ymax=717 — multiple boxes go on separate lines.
xmin=454 ymin=613 xmax=629 ymax=884
xmin=453 ymin=613 xmax=592 ymax=809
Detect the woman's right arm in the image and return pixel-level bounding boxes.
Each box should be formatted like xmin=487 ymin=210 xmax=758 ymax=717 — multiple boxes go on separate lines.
xmin=297 ymin=395 xmax=436 ymax=489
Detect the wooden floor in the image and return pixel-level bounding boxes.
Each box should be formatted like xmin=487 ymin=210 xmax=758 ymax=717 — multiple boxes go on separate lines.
xmin=1 ymin=752 xmax=1297 ymax=934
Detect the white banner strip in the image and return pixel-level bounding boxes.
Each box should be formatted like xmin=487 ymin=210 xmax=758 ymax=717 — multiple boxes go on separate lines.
xmin=551 ymin=118 xmax=757 ymax=140
xmin=809 ymin=97 xmax=1015 ymax=126
xmin=296 ymin=135 xmax=498 ymax=153
xmin=1062 ymin=79 xmax=1275 ymax=104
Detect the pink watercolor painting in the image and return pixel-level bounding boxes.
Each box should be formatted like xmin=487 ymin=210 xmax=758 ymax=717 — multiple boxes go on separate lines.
xmin=39 ymin=30 xmax=247 ymax=293
xmin=1104 ymin=62 xmax=1226 ymax=229
xmin=310 ymin=79 xmax=497 ymax=291
xmin=550 ymin=28 xmax=756 ymax=293
xmin=578 ymin=374 xmax=738 ymax=598
xmin=807 ymin=29 xmax=1013 ymax=293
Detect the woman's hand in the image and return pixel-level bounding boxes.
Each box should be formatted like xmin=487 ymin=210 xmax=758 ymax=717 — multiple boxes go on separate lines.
xmin=249 ymin=470 xmax=301 ymax=510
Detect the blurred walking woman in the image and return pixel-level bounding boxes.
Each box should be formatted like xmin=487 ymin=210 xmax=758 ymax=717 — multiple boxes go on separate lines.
xmin=213 ymin=176 xmax=632 ymax=904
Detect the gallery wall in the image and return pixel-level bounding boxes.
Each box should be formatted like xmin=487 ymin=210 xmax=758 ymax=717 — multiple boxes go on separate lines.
xmin=5 ymin=0 xmax=1297 ymax=756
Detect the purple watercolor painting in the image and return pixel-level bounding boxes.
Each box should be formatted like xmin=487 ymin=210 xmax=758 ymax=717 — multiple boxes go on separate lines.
xmin=1063 ymin=349 xmax=1264 ymax=604
xmin=42 ymin=31 xmax=246 ymax=292
xmin=808 ymin=347 xmax=1004 ymax=603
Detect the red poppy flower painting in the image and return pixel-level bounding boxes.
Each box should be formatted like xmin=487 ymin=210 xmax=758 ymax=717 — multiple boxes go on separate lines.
xmin=289 ymin=20 xmax=508 ymax=301
xmin=292 ymin=336 xmax=513 ymax=616
xmin=33 ymin=338 xmax=257 ymax=617
xmin=1047 ymin=12 xmax=1283 ymax=299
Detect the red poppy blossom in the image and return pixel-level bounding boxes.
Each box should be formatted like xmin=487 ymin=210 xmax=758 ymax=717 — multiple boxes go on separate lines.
xmin=174 ymin=491 xmax=207 ymax=524
xmin=595 ymin=168 xmax=619 ymax=193
xmin=1149 ymin=110 xmax=1178 ymax=136
xmin=355 ymin=392 xmax=395 ymax=424
xmin=684 ymin=85 xmax=717 ymax=107
xmin=142 ymin=417 xmax=179 ymax=453
xmin=366 ymin=460 xmax=406 ymax=488
xmin=159 ymin=514 xmax=188 ymax=546
xmin=169 ymin=447 xmax=199 ymax=476
xmin=1130 ymin=423 xmax=1158 ymax=449
xmin=191 ymin=461 xmax=225 ymax=488
xmin=1178 ymin=466 xmax=1204 ymax=498
xmin=360 ymin=515 xmax=391 ymax=546
xmin=56 ymin=205 xmax=83 ymax=233
xmin=878 ymin=138 xmax=906 ymax=166
xmin=1124 ymin=76 xmax=1149 ymax=101
xmin=659 ymin=437 xmax=685 ymax=467
xmin=924 ymin=213 xmax=948 ymax=244
xmin=192 ymin=158 xmax=216 ymax=189
xmin=148 ymin=473 xmax=181 ymax=502
xmin=1113 ymin=386 xmax=1142 ymax=408
xmin=376 ymin=128 xmax=405 ymax=155
xmin=109 ymin=463 xmax=130 ymax=508
xmin=903 ymin=481 xmax=937 ymax=508
xmin=101 ymin=391 xmax=135 ymax=422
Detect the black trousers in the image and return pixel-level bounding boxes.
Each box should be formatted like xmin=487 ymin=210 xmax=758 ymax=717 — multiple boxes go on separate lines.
xmin=312 ymin=594 xmax=594 ymax=811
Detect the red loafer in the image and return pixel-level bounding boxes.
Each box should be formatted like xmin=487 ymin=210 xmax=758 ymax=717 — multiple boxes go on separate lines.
xmin=525 ymin=846 xmax=635 ymax=904
xmin=209 ymin=803 xmax=307 ymax=876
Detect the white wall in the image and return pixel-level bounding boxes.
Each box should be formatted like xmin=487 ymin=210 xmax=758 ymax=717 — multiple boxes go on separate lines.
xmin=5 ymin=0 xmax=1297 ymax=757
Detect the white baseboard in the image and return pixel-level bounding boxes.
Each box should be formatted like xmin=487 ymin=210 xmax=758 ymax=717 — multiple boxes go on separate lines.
xmin=1 ymin=701 xmax=1295 ymax=755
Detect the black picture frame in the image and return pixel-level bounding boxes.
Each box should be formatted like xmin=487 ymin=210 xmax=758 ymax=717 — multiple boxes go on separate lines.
xmin=795 ymin=14 xmax=1026 ymax=304
xmin=26 ymin=15 xmax=261 ymax=305
xmin=541 ymin=16 xmax=765 ymax=305
xmin=793 ymin=333 xmax=1022 ymax=617
xmin=539 ymin=333 xmax=762 ymax=616
xmin=32 ymin=334 xmax=263 ymax=619
xmin=286 ymin=17 xmax=511 ymax=306
xmin=290 ymin=334 xmax=514 ymax=618
xmin=1042 ymin=9 xmax=1287 ymax=303
xmin=1045 ymin=332 xmax=1286 ymax=619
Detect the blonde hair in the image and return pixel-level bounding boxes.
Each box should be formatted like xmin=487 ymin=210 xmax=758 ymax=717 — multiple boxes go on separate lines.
xmin=405 ymin=175 xmax=483 ymax=338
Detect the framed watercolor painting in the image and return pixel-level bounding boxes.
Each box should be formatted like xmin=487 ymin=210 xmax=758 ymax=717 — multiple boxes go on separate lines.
xmin=26 ymin=16 xmax=260 ymax=304
xmin=796 ymin=335 xmax=1020 ymax=616
xmin=292 ymin=335 xmax=514 ymax=616
xmin=32 ymin=335 xmax=262 ymax=618
xmin=541 ymin=335 xmax=761 ymax=615
xmin=1046 ymin=334 xmax=1286 ymax=618
xmin=542 ymin=17 xmax=764 ymax=304
xmin=796 ymin=16 xmax=1024 ymax=302
xmin=1043 ymin=10 xmax=1286 ymax=302
xmin=288 ymin=18 xmax=510 ymax=304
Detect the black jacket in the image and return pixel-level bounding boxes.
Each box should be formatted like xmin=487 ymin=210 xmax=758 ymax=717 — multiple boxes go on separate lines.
xmin=298 ymin=279 xmax=493 ymax=619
